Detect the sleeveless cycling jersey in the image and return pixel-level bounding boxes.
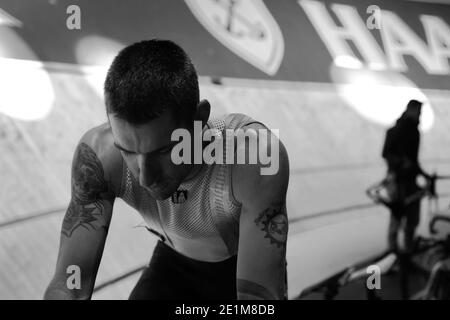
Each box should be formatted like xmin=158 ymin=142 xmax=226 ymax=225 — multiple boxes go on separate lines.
xmin=118 ymin=113 xmax=263 ymax=262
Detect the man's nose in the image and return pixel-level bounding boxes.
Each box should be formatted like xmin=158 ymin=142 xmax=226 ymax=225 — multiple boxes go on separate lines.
xmin=137 ymin=155 xmax=160 ymax=187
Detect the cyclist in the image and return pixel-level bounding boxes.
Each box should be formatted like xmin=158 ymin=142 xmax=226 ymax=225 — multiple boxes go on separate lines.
xmin=43 ymin=40 xmax=290 ymax=300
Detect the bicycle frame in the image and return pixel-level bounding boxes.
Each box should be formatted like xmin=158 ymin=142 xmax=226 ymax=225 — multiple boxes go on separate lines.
xmin=296 ymin=173 xmax=450 ymax=300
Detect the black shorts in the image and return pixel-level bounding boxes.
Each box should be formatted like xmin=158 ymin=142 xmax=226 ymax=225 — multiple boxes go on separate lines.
xmin=129 ymin=241 xmax=237 ymax=300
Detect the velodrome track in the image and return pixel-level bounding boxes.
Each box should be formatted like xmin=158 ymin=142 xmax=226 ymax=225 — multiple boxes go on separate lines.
xmin=1 ymin=62 xmax=450 ymax=299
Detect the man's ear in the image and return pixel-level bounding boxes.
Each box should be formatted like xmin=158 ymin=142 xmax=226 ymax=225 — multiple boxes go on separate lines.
xmin=194 ymin=99 xmax=211 ymax=127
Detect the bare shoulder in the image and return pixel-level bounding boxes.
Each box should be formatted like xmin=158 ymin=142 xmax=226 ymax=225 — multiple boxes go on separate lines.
xmin=76 ymin=123 xmax=123 ymax=197
xmin=231 ymin=122 xmax=290 ymax=204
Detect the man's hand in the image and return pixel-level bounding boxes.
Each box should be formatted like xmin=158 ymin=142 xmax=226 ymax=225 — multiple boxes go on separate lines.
xmin=233 ymin=124 xmax=289 ymax=300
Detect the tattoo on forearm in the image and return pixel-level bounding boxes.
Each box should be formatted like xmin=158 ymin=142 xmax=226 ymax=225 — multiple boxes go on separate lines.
xmin=237 ymin=279 xmax=276 ymax=300
xmin=62 ymin=143 xmax=114 ymax=237
xmin=254 ymin=203 xmax=288 ymax=249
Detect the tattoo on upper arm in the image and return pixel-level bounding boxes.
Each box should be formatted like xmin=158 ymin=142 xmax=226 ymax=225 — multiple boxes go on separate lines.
xmin=254 ymin=203 xmax=288 ymax=249
xmin=237 ymin=279 xmax=276 ymax=300
xmin=62 ymin=143 xmax=114 ymax=237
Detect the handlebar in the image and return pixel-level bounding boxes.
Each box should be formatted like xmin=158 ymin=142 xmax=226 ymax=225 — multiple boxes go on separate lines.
xmin=366 ymin=172 xmax=450 ymax=209
xmin=345 ymin=253 xmax=397 ymax=283
xmin=297 ymin=252 xmax=397 ymax=299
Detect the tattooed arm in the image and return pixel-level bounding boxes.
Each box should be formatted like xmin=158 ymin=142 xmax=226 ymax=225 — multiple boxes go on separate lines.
xmin=233 ymin=125 xmax=290 ymax=300
xmin=44 ymin=130 xmax=117 ymax=299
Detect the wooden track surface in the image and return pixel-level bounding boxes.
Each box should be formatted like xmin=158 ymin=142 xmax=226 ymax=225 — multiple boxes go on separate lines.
xmin=1 ymin=67 xmax=450 ymax=299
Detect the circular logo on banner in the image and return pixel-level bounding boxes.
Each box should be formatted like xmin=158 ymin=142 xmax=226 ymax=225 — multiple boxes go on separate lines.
xmin=185 ymin=0 xmax=284 ymax=76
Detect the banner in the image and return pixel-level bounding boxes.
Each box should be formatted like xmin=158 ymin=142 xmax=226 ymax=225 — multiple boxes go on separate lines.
xmin=0 ymin=0 xmax=449 ymax=89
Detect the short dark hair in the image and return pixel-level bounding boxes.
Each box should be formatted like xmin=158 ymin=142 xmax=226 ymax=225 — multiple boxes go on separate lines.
xmin=104 ymin=39 xmax=199 ymax=125
xmin=406 ymin=99 xmax=422 ymax=111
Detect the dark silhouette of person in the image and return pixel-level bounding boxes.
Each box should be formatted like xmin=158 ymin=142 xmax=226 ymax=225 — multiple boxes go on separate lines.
xmin=382 ymin=100 xmax=429 ymax=254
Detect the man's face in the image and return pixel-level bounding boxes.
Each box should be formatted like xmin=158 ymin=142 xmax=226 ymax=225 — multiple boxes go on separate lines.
xmin=109 ymin=110 xmax=193 ymax=200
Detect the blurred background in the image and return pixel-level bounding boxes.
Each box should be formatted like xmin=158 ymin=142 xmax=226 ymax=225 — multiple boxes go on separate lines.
xmin=0 ymin=0 xmax=449 ymax=299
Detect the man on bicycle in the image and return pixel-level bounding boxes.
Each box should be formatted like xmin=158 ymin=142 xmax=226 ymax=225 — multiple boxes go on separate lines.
xmin=44 ymin=40 xmax=290 ymax=300
xmin=382 ymin=100 xmax=430 ymax=254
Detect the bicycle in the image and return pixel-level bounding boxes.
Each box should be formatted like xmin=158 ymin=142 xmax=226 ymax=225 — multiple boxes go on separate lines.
xmin=367 ymin=172 xmax=450 ymax=300
xmin=296 ymin=173 xmax=450 ymax=300
xmin=408 ymin=214 xmax=450 ymax=299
